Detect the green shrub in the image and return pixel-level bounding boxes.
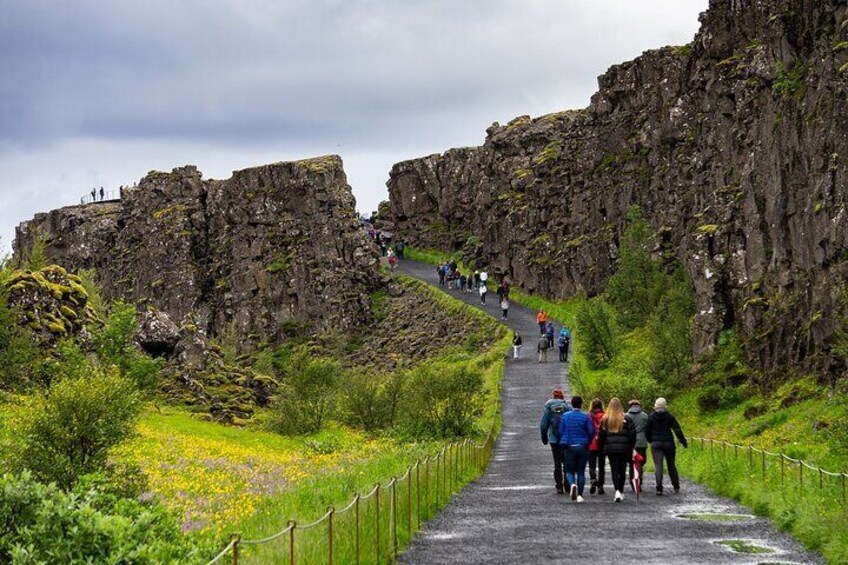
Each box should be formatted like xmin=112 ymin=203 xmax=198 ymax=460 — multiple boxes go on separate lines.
xmin=575 ymin=298 xmax=619 ymax=369
xmin=402 ymin=360 xmax=483 ymax=438
xmin=0 ymin=471 xmax=199 ymax=564
xmin=343 ymin=370 xmax=409 ymax=432
xmin=646 ymin=270 xmax=694 ymax=388
xmin=6 ymin=370 xmax=141 ymax=489
xmin=267 ymin=347 xmax=341 ymax=435
xmin=96 ymin=300 xmax=162 ymax=390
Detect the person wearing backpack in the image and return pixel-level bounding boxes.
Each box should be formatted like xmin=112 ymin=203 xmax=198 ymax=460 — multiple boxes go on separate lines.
xmin=627 ymin=399 xmax=650 ymax=491
xmin=557 ymin=395 xmax=595 ymax=502
xmin=587 ymin=398 xmax=606 ymax=495
xmin=557 ymin=328 xmax=569 ymax=362
xmin=546 ymin=322 xmax=555 ymax=350
xmin=598 ymin=397 xmax=636 ymax=502
xmin=539 ymin=389 xmax=572 ymax=494
xmin=500 ymin=297 xmax=509 ymax=320
xmin=645 ymin=397 xmax=688 ymax=495
xmin=537 ymin=332 xmax=550 ymax=363
xmin=536 ymin=310 xmax=548 ymax=334
xmin=479 ymin=283 xmax=488 ymax=305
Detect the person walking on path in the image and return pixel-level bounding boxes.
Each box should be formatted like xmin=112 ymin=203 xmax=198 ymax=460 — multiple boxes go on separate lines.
xmin=537 ymin=333 xmax=550 ymax=363
xmin=587 ymin=398 xmax=606 ymax=495
xmin=560 ymin=326 xmax=572 ymax=362
xmin=627 ymin=399 xmax=650 ymax=491
xmin=512 ymin=333 xmax=522 ymax=359
xmin=500 ymin=297 xmax=509 ymax=320
xmin=558 ymin=396 xmax=595 ymax=502
xmin=540 ymin=390 xmax=571 ymax=494
xmin=546 ymin=322 xmax=555 ymax=350
xmin=598 ymin=397 xmax=636 ymax=502
xmin=557 ymin=328 xmax=570 ymax=362
xmin=645 ymin=397 xmax=688 ymax=495
xmin=437 ymin=264 xmax=446 ymax=287
xmin=479 ymin=283 xmax=488 ymax=305
xmin=536 ymin=310 xmax=548 ymax=334
xmin=473 ymin=270 xmax=481 ymax=290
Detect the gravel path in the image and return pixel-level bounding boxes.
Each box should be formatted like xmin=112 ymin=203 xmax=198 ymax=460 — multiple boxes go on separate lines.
xmin=397 ymin=260 xmax=822 ymax=565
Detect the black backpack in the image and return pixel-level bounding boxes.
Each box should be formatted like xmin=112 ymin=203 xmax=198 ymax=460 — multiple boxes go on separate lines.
xmin=550 ymin=404 xmax=567 ymax=443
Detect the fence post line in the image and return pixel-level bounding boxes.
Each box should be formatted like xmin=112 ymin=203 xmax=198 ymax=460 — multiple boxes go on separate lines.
xmin=842 ymin=473 xmax=846 ymax=505
xmin=355 ymin=495 xmax=361 ymax=565
xmin=288 ymin=521 xmax=296 ymax=565
xmin=762 ymin=450 xmax=766 ymax=482
xmin=416 ymin=460 xmax=422 ymax=528
xmin=391 ymin=478 xmax=398 ymax=560
xmin=375 ymin=484 xmax=381 ymax=563
xmin=425 ymin=458 xmax=430 ymax=518
xmin=748 ymin=445 xmax=753 ymax=469
xmin=435 ymin=454 xmax=440 ymax=507
xmin=734 ymin=444 xmax=738 ymax=459
xmin=799 ymin=460 xmax=804 ymax=489
xmin=781 ymin=454 xmax=785 ymax=483
xmin=819 ymin=467 xmax=823 ymax=489
xmin=327 ymin=506 xmax=335 ymax=565
xmin=231 ymin=534 xmax=240 ymax=565
xmin=407 ymin=465 xmax=412 ymax=536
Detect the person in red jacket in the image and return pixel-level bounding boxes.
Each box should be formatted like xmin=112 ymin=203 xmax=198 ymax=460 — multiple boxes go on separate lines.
xmin=587 ymin=398 xmax=606 ymax=495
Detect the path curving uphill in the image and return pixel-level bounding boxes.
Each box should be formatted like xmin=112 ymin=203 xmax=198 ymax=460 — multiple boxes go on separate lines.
xmin=398 ymin=260 xmax=821 ymax=565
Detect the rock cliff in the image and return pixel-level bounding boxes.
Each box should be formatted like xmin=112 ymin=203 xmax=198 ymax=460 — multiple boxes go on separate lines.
xmin=15 ymin=156 xmax=383 ymax=351
xmin=387 ymin=0 xmax=848 ymax=378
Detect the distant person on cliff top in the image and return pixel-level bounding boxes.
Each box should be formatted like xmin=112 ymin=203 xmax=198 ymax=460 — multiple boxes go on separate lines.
xmin=500 ymin=297 xmax=509 ymax=320
xmin=536 ymin=310 xmax=548 ymax=333
xmin=539 ymin=389 xmax=571 ymax=494
xmin=99 ymin=187 xmax=105 ymax=200
xmin=512 ymin=333 xmax=522 ymax=359
xmin=90 ymin=188 xmax=96 ymax=202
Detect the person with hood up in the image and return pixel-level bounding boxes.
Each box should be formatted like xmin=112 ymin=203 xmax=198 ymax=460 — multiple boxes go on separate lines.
xmin=557 ymin=395 xmax=595 ymax=502
xmin=627 ymin=399 xmax=650 ymax=490
xmin=546 ymin=322 xmax=555 ymax=350
xmin=557 ymin=328 xmax=570 ymax=362
xmin=537 ymin=332 xmax=550 ymax=363
xmin=539 ymin=389 xmax=572 ymax=494
xmin=645 ymin=397 xmax=688 ymax=495
xmin=587 ymin=398 xmax=606 ymax=495
xmin=598 ymin=397 xmax=636 ymax=502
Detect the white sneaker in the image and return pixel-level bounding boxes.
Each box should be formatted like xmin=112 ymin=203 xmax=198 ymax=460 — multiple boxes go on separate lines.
xmin=576 ymin=495 xmax=585 ymax=503
xmin=570 ymin=484 xmax=578 ymax=501
xmin=614 ymin=490 xmax=622 ymax=502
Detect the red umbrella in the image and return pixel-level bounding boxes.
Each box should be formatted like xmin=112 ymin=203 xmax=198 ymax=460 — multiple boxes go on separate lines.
xmin=631 ymin=450 xmax=645 ymax=500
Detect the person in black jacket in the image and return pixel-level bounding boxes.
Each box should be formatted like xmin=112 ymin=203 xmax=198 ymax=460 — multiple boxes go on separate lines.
xmin=598 ymin=397 xmax=636 ymax=502
xmin=645 ymin=397 xmax=688 ymax=495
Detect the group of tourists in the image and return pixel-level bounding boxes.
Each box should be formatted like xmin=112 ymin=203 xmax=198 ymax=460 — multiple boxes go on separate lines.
xmin=530 ymin=310 xmax=571 ymax=363
xmin=436 ymin=262 xmax=512 ymax=319
xmin=540 ymin=392 xmax=688 ymax=502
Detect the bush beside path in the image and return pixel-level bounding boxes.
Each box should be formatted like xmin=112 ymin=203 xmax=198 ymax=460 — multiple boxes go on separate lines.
xmin=397 ymin=260 xmax=822 ymax=565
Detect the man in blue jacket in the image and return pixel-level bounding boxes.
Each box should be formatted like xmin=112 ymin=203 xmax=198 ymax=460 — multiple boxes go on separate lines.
xmin=558 ymin=396 xmax=596 ymax=502
xmin=539 ymin=389 xmax=571 ymax=494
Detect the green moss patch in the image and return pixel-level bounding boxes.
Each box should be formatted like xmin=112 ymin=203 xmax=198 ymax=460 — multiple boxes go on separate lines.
xmin=715 ymin=539 xmax=777 ymax=554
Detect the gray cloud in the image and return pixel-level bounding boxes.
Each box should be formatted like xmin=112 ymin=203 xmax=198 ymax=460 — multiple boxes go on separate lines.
xmin=0 ymin=0 xmax=708 ymax=252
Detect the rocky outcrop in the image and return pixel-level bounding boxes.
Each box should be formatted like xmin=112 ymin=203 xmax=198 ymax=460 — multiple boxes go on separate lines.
xmin=15 ymin=156 xmax=383 ymax=351
xmin=387 ymin=0 xmax=848 ymax=378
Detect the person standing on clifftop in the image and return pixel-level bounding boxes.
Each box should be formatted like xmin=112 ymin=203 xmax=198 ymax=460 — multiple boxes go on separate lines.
xmin=90 ymin=188 xmax=96 ymax=202
xmin=99 ymin=187 xmax=105 ymax=201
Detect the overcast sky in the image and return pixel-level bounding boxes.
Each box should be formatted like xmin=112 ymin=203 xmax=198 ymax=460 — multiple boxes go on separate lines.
xmin=0 ymin=0 xmax=708 ymax=254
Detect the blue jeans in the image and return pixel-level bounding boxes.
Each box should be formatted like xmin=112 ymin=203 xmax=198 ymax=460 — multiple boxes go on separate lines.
xmin=564 ymin=445 xmax=590 ymax=495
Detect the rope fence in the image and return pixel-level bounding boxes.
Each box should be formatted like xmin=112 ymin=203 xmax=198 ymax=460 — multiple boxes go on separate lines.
xmin=206 ymin=397 xmax=501 ymax=564
xmin=689 ymin=436 xmax=847 ymax=505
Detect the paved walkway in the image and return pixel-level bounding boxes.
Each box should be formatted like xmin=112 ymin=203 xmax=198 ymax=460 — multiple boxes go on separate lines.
xmin=397 ymin=260 xmax=821 ymax=565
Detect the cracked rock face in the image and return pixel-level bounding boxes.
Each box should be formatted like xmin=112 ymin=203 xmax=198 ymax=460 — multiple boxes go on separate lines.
xmin=386 ymin=0 xmax=848 ymax=377
xmin=14 ymin=155 xmax=384 ymax=352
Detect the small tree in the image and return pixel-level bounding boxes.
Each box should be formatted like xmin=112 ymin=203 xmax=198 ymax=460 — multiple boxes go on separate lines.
xmin=606 ymin=207 xmax=664 ymax=330
xmin=647 ymin=270 xmax=695 ymax=388
xmin=268 ymin=347 xmax=340 ymax=435
xmin=403 ymin=361 xmax=483 ymax=438
xmin=576 ymin=298 xmax=620 ymax=369
xmin=96 ymin=300 xmax=162 ymax=390
xmin=7 ymin=370 xmax=141 ymax=490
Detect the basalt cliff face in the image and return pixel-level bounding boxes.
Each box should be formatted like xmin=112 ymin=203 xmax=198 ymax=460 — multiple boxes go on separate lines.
xmin=15 ymin=156 xmax=383 ymax=351
xmin=387 ymin=0 xmax=848 ymax=378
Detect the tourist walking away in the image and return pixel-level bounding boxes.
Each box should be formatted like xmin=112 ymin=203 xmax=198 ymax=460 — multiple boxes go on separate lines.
xmin=479 ymin=283 xmax=488 ymax=305
xmin=496 ymin=283 xmax=506 ymax=302
xmin=546 ymin=322 xmax=555 ymax=350
xmin=512 ymin=333 xmax=522 ymax=359
xmin=537 ymin=333 xmax=549 ymax=363
xmin=480 ymin=269 xmax=488 ymax=286
xmin=536 ymin=310 xmax=548 ymax=334
xmin=645 ymin=397 xmax=688 ymax=495
xmin=388 ymin=254 xmax=397 ymax=272
xmin=558 ymin=396 xmax=595 ymax=502
xmin=598 ymin=397 xmax=636 ymax=502
xmin=500 ymin=297 xmax=509 ymax=320
xmin=437 ymin=264 xmax=446 ymax=286
xmin=395 ymin=240 xmax=405 ymax=259
xmin=559 ymin=326 xmax=572 ymax=361
xmin=473 ymin=270 xmax=481 ymax=289
xmin=540 ymin=390 xmax=571 ymax=494
xmin=587 ymin=398 xmax=606 ymax=495
xmin=459 ymin=272 xmax=467 ymax=291
xmin=627 ymin=399 xmax=650 ymax=491
xmin=557 ymin=328 xmax=569 ymax=362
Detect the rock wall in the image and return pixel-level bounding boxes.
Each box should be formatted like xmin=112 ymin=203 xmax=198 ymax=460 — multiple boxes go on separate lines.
xmin=15 ymin=156 xmax=383 ymax=350
xmin=387 ymin=0 xmax=848 ymax=377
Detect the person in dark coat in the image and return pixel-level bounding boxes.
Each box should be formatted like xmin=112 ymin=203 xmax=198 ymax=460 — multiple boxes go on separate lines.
xmin=539 ymin=389 xmax=572 ymax=494
xmin=645 ymin=397 xmax=688 ymax=495
xmin=627 ymin=399 xmax=650 ymax=489
xmin=587 ymin=398 xmax=606 ymax=495
xmin=598 ymin=397 xmax=636 ymax=502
